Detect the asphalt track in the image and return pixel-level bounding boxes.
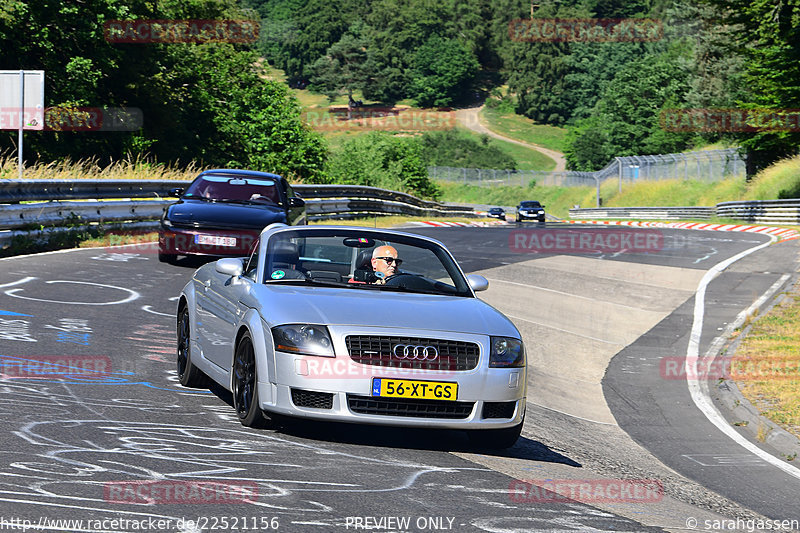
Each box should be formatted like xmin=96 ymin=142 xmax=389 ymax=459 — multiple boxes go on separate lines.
xmin=0 ymin=222 xmax=797 ymax=532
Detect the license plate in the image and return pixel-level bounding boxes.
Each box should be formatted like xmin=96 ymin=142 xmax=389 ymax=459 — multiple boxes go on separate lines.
xmin=195 ymin=235 xmax=237 ymax=247
xmin=371 ymin=378 xmax=457 ymax=401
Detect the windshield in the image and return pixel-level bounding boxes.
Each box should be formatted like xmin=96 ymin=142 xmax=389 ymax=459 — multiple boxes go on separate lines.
xmin=263 ymin=229 xmax=472 ymax=297
xmin=520 ymin=201 xmax=541 ymax=208
xmin=183 ymin=174 xmax=280 ymax=204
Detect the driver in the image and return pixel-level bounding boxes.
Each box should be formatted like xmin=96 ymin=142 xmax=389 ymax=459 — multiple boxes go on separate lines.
xmin=371 ymin=245 xmax=401 ymax=284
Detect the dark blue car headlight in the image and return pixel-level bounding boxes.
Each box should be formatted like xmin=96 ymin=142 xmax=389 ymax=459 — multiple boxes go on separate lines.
xmin=272 ymin=324 xmax=334 ymax=357
xmin=489 ymin=336 xmax=525 ymax=368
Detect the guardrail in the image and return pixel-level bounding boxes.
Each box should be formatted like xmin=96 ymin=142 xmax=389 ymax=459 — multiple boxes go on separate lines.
xmin=0 ymin=180 xmax=478 ymax=248
xmin=569 ymin=206 xmax=714 ymax=220
xmin=716 ymin=199 xmax=800 ymax=225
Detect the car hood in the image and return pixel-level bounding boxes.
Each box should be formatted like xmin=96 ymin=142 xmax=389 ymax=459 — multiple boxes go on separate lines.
xmin=247 ymin=284 xmax=519 ymax=337
xmin=167 ymin=199 xmax=286 ymax=229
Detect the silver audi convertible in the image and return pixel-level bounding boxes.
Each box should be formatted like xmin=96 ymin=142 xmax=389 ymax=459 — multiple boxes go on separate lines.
xmin=177 ymin=224 xmax=527 ymax=448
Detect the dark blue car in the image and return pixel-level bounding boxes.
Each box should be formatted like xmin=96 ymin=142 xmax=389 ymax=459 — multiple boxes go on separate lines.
xmin=158 ymin=169 xmax=306 ymax=263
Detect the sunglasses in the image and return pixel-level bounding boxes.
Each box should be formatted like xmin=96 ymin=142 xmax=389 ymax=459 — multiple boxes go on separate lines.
xmin=376 ymin=256 xmax=402 ymax=266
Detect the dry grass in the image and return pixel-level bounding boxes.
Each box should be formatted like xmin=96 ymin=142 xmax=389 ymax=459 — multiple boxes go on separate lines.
xmin=733 ymin=283 xmax=800 ymax=440
xmin=1 ymin=153 xmax=202 ymax=181
xmin=77 ymin=231 xmax=159 ymax=249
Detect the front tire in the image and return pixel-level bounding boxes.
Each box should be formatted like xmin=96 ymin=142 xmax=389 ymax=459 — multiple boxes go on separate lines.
xmin=159 ymin=252 xmax=178 ymax=264
xmin=177 ymin=306 xmax=209 ymax=388
xmin=232 ymin=333 xmax=268 ymax=428
xmin=467 ymin=420 xmax=524 ymax=450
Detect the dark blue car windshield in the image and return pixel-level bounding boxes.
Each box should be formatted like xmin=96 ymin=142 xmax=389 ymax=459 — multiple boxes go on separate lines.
xmin=183 ymin=175 xmax=280 ymax=204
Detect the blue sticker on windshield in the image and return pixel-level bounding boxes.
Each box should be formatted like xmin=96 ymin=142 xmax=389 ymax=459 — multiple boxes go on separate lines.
xmin=271 ymin=270 xmax=286 ymax=280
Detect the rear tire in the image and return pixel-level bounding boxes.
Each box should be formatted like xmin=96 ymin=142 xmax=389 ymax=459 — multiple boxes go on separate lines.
xmin=177 ymin=306 xmax=209 ymax=388
xmin=467 ymin=420 xmax=523 ymax=450
xmin=232 ymin=333 xmax=269 ymax=428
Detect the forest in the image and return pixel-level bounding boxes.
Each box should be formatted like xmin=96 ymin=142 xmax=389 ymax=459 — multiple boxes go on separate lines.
xmin=0 ymin=0 xmax=797 ymax=187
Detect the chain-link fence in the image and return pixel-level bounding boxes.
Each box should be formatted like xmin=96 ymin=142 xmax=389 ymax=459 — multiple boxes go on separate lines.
xmin=429 ymin=148 xmax=745 ymax=188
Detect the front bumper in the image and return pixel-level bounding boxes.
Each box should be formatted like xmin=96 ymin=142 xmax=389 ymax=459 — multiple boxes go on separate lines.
xmin=517 ymin=212 xmax=545 ymax=221
xmin=257 ymin=327 xmax=527 ymax=430
xmin=159 ymin=226 xmax=259 ymax=257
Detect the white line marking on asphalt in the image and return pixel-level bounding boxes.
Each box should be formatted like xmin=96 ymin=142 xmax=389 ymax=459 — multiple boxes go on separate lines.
xmin=142 ymin=305 xmax=172 ymax=317
xmin=6 ymin=281 xmax=140 ymax=305
xmin=486 ymin=278 xmax=646 ymax=311
xmin=0 ymin=277 xmax=36 ymax=288
xmin=503 ymin=313 xmax=622 ymax=345
xmin=686 ymin=238 xmax=800 ymax=479
xmin=525 ymin=400 xmax=617 ymax=426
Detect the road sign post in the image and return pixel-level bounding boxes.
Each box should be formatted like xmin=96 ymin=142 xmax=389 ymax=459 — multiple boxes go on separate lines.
xmin=0 ymin=70 xmax=45 ymax=178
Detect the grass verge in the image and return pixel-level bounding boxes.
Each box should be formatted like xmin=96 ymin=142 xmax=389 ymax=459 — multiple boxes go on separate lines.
xmin=731 ymin=280 xmax=800 ymax=443
xmin=480 ymin=106 xmax=568 ymax=153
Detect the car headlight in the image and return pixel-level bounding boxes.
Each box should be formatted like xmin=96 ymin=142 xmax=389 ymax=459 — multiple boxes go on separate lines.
xmin=272 ymin=324 xmax=334 ymax=357
xmin=489 ymin=336 xmax=525 ymax=368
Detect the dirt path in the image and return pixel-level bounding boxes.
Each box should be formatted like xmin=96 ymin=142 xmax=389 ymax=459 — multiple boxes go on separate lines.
xmin=455 ymin=104 xmax=567 ymax=172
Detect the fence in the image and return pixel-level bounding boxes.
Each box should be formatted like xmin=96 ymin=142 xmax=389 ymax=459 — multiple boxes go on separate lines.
xmin=429 ymin=148 xmax=745 ymax=190
xmin=0 ymin=180 xmax=477 ymax=248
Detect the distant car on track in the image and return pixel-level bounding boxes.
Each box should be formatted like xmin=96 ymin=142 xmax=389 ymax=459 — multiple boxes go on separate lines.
xmin=516 ymin=200 xmax=546 ymax=223
xmin=158 ymin=169 xmax=306 ymax=263
xmin=176 ymin=224 xmax=527 ymax=448
xmin=487 ymin=207 xmax=506 ymax=221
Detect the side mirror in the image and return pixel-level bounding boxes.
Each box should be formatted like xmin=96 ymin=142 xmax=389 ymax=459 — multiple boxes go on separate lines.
xmin=467 ymin=274 xmax=489 ymax=292
xmin=169 ymin=187 xmax=184 ymax=197
xmin=287 ymin=197 xmax=305 ymax=208
xmin=215 ymin=258 xmax=243 ymax=277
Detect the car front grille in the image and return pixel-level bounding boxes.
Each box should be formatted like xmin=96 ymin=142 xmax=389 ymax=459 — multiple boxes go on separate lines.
xmin=347 ymin=395 xmax=475 ymax=419
xmin=291 ymin=389 xmax=334 ymax=410
xmin=345 ymin=336 xmax=479 ymax=371
xmin=482 ymin=401 xmax=517 ymax=419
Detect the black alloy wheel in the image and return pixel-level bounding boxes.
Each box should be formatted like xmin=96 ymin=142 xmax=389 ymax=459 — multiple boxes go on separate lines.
xmin=177 ymin=306 xmax=209 ymax=388
xmin=232 ymin=333 xmax=268 ymax=427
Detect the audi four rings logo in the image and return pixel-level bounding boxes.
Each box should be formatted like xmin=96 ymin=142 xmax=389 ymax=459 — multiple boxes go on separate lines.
xmin=392 ymin=344 xmax=439 ymax=360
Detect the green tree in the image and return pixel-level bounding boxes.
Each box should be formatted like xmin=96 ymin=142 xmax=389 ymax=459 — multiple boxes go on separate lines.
xmin=309 ymin=29 xmax=373 ymax=101
xmin=700 ymin=0 xmax=800 ymax=175
xmin=0 ymin=0 xmax=327 ymax=180
xmin=410 ymin=35 xmax=480 ymax=107
xmin=565 ymin=46 xmax=694 ymax=170
xmin=361 ymin=0 xmax=451 ymax=102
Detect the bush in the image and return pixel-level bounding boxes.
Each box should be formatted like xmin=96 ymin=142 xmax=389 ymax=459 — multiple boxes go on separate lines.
xmin=327 ymin=132 xmax=441 ymax=200
xmin=418 ymin=130 xmax=517 ymax=169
